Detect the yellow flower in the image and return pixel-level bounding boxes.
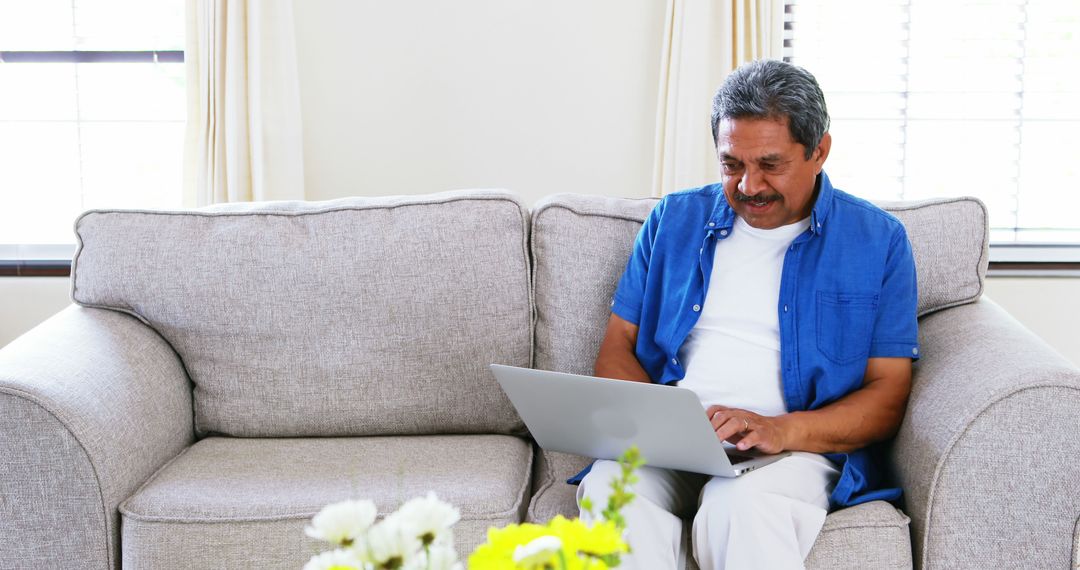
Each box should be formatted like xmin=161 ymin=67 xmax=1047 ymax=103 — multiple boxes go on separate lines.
xmin=547 ymin=516 xmax=628 ymax=559
xmin=468 ymin=523 xmax=551 ymax=569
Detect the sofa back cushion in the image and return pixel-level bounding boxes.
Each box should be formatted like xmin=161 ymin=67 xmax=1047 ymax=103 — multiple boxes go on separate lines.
xmin=530 ymin=194 xmax=988 ymax=374
xmin=72 ymin=190 xmax=531 ymax=437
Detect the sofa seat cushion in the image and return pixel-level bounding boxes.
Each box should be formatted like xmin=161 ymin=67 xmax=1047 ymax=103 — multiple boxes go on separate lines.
xmin=119 ymin=435 xmax=532 ymax=567
xmin=803 ymin=501 xmax=912 ymax=569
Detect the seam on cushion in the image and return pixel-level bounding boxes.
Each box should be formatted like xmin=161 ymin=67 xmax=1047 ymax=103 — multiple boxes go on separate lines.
xmin=920 ymin=383 xmax=1080 ymax=570
xmin=510 ymin=439 xmax=536 ymax=522
xmin=532 ymin=201 xmax=656 ymax=227
xmin=122 ymin=509 xmax=534 ymax=525
xmin=1072 ymin=513 xmax=1079 ymax=569
xmin=820 ymin=521 xmax=911 ymax=533
xmin=74 ymin=192 xmax=522 ymax=221
xmin=0 ymin=387 xmax=113 ymax=569
xmin=117 ymin=440 xmax=200 ymax=519
xmin=526 ymin=443 xmax=557 ymax=522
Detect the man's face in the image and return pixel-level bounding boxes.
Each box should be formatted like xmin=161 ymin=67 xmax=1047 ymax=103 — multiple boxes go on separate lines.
xmin=715 ymin=116 xmax=831 ymax=229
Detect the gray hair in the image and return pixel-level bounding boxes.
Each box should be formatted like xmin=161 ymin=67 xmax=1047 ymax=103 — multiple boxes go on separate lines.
xmin=711 ymin=60 xmax=830 ymax=160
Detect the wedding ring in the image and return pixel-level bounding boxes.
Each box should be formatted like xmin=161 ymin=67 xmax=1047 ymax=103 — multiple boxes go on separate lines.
xmin=742 ymin=418 xmax=750 ymax=433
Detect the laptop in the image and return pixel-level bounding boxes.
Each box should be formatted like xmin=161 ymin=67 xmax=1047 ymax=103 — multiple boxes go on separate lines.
xmin=490 ymin=364 xmax=789 ymax=477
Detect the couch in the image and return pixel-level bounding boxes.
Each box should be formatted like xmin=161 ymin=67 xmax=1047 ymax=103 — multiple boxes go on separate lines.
xmin=1 ymin=189 xmax=1077 ymax=569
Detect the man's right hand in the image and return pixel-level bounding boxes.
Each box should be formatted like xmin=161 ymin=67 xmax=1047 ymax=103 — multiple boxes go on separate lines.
xmin=592 ymin=313 xmax=651 ymax=383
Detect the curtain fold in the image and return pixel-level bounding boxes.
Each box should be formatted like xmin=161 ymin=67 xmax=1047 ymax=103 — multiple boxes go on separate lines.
xmin=184 ymin=0 xmax=306 ymax=206
xmin=652 ymin=0 xmax=784 ymax=197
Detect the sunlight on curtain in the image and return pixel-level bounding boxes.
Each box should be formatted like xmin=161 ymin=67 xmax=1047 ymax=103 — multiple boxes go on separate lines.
xmin=652 ymin=0 xmax=784 ymax=197
xmin=184 ymin=0 xmax=305 ymax=206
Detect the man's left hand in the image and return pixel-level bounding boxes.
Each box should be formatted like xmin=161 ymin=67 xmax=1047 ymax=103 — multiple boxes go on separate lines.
xmin=706 ymin=405 xmax=789 ymax=455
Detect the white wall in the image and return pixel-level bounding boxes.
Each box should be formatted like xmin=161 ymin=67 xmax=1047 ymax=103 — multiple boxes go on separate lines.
xmin=982 ymin=278 xmax=1080 ymax=365
xmin=292 ymin=0 xmax=666 ymax=206
xmin=0 ymin=277 xmax=72 ymax=348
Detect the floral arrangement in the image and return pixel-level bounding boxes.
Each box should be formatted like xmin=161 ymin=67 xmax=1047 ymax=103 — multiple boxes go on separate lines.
xmin=303 ymin=492 xmax=463 ymax=570
xmin=303 ymin=447 xmax=643 ymax=570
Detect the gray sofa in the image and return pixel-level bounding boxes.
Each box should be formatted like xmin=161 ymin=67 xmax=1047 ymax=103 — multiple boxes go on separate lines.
xmin=1 ymin=189 xmax=1077 ymax=569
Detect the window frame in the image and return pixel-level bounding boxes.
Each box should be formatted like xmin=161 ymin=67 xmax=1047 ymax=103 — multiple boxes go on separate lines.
xmin=0 ymin=48 xmax=184 ymax=274
xmin=781 ymin=1 xmax=1080 ymax=272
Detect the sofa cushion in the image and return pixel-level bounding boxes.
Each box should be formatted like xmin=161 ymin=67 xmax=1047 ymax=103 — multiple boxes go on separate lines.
xmin=877 ymin=197 xmax=989 ymax=317
xmin=530 ymin=195 xmax=657 ymax=375
xmin=530 ymin=193 xmax=988 ymax=377
xmin=72 ymin=190 xmax=532 ymax=437
xmin=119 ymin=436 xmax=532 ymax=567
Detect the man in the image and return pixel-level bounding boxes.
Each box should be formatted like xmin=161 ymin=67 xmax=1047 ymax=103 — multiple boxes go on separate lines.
xmin=576 ymin=60 xmax=920 ymax=569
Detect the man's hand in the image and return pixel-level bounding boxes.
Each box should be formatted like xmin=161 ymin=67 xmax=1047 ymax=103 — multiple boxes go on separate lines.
xmin=706 ymin=357 xmax=913 ymax=455
xmin=706 ymin=405 xmax=789 ymax=454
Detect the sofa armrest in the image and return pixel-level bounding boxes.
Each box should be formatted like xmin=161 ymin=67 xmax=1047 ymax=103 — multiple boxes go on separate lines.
xmin=893 ymin=298 xmax=1080 ymax=569
xmin=0 ymin=306 xmax=194 ymax=570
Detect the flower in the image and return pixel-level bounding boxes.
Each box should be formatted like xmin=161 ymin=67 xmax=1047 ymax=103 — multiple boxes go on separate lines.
xmin=394 ymin=491 xmax=461 ymax=547
xmin=302 ymin=548 xmax=365 ymax=570
xmin=366 ymin=513 xmax=423 ymax=568
xmin=547 ymin=516 xmax=627 ymax=558
xmin=403 ymin=545 xmax=463 ymax=570
xmin=513 ymin=535 xmax=562 ymax=567
xmin=305 ymin=500 xmax=378 ymax=546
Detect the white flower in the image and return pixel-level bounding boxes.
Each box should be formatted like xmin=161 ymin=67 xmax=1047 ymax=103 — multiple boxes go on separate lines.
xmin=365 ymin=513 xmax=422 ymax=567
xmin=305 ymin=499 xmax=378 ymax=546
xmin=302 ymin=548 xmax=366 ymax=570
xmin=394 ymin=492 xmax=461 ymax=546
xmin=513 ymin=535 xmax=563 ymax=566
xmin=403 ymin=545 xmax=462 ymax=570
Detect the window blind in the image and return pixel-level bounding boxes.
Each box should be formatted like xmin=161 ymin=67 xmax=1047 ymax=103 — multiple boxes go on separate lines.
xmin=784 ymin=0 xmax=1080 ymax=242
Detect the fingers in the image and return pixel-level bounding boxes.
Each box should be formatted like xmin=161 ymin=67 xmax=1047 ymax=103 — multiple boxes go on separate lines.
xmin=704 ymin=404 xmax=730 ymax=418
xmin=734 ymin=429 xmax=760 ymax=451
xmin=709 ymin=409 xmax=751 ymax=443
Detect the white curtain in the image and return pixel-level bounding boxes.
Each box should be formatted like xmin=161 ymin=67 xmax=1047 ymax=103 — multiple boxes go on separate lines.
xmin=184 ymin=0 xmax=306 ymax=206
xmin=652 ymin=0 xmax=785 ymax=197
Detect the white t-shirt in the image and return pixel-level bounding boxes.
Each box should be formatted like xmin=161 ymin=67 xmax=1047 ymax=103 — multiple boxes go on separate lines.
xmin=676 ymin=215 xmax=811 ymax=416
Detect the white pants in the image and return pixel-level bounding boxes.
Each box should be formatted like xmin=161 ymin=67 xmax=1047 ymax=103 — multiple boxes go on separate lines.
xmin=577 ymin=453 xmax=839 ymax=570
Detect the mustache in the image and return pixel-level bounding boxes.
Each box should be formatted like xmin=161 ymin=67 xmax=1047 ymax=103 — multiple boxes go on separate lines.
xmin=733 ymin=190 xmax=781 ymax=203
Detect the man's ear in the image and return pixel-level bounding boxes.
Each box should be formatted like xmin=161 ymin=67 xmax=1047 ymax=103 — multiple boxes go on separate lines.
xmin=814 ymin=132 xmax=832 ymax=172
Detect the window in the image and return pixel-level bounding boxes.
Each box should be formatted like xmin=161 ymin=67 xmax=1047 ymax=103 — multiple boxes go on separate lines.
xmin=0 ymin=0 xmax=185 ymax=251
xmin=784 ymin=0 xmax=1080 ymax=254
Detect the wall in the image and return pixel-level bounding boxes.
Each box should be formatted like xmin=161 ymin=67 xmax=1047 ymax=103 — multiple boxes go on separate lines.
xmin=2 ymin=1 xmax=1078 ymax=367
xmin=0 ymin=277 xmax=72 ymax=348
xmin=292 ymin=0 xmax=666 ymax=206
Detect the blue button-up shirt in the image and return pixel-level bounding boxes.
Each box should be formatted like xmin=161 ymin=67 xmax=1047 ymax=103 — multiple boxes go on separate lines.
xmin=609 ymin=171 xmax=919 ymax=508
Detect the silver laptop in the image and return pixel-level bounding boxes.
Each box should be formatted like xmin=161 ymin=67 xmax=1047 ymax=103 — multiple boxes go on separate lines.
xmin=490 ymin=364 xmax=789 ymax=477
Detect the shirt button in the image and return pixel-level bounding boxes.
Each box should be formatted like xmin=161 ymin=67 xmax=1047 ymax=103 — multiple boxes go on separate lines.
xmin=719 ymin=229 xmax=729 ymax=236
xmin=671 ymin=358 xmax=678 ymax=365
xmin=912 ymin=347 xmax=919 ymax=356
xmin=708 ymin=222 xmax=716 ymax=227
xmin=783 ymin=305 xmax=789 ymax=312
xmin=693 ymin=304 xmax=701 ymax=312
xmin=699 ymin=248 xmax=703 ymax=254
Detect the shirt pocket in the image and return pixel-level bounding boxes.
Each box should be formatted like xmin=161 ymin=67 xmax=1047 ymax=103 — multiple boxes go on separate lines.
xmin=816 ymin=291 xmax=879 ymax=365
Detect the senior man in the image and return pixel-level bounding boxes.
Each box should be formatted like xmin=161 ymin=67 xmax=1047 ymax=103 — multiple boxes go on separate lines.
xmin=576 ymin=60 xmax=920 ymax=570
